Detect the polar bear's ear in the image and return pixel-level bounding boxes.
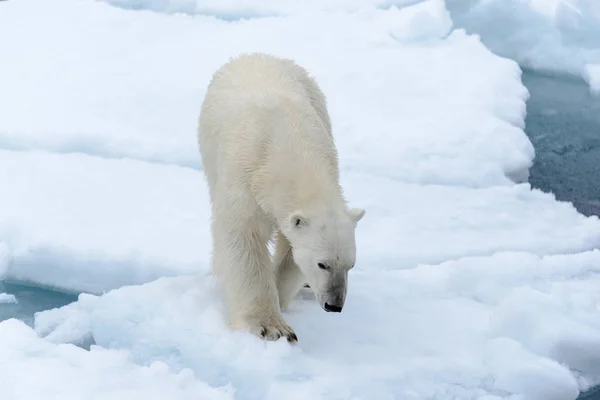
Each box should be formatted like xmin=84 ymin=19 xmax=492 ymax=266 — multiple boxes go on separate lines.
xmin=348 ymin=208 xmax=366 ymax=223
xmin=290 ymin=213 xmax=309 ymax=228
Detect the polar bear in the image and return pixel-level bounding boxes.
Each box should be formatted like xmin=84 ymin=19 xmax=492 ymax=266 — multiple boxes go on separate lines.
xmin=197 ymin=53 xmax=365 ymax=343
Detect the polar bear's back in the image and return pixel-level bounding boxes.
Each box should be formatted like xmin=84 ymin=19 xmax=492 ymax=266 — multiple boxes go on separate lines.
xmin=197 ymin=53 xmax=339 ymax=213
xmin=200 ymin=53 xmax=331 ymax=137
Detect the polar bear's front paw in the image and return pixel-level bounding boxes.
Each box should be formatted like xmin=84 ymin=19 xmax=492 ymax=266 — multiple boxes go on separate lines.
xmin=250 ymin=318 xmax=298 ymax=343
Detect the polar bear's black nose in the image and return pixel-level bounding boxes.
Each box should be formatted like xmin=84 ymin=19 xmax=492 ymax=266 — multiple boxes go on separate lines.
xmin=324 ymin=303 xmax=342 ymax=313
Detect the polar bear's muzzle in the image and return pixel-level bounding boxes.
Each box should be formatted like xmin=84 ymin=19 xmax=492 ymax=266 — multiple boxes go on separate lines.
xmin=319 ymin=272 xmax=347 ymax=313
xmin=323 ymin=302 xmax=343 ymax=313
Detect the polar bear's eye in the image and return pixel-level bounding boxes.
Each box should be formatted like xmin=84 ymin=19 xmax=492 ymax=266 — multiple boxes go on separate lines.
xmin=318 ymin=263 xmax=329 ymax=270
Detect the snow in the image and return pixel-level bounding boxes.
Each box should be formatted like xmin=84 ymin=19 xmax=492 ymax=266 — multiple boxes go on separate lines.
xmin=2 ymin=150 xmax=599 ymax=294
xmin=0 ymin=293 xmax=17 ymax=304
xmin=586 ymin=65 xmax=600 ymax=95
xmin=0 ymin=0 xmax=599 ymax=398
xmin=0 ymin=0 xmax=532 ymax=183
xmin=33 ymin=252 xmax=600 ymax=399
xmin=0 ymin=319 xmax=234 ymax=400
xmin=101 ymin=0 xmax=426 ymax=18
xmin=447 ymin=0 xmax=600 ymax=94
xmin=0 ymin=149 xmax=210 ymax=293
xmin=0 ymin=242 xmax=9 ymax=279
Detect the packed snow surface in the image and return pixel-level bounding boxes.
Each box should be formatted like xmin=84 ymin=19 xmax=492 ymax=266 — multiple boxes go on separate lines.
xmin=1 ymin=0 xmax=600 ymax=399
xmin=448 ymin=0 xmax=600 ymax=94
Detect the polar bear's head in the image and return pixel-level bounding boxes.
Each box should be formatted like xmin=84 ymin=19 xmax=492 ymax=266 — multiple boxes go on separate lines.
xmin=281 ymin=206 xmax=365 ymax=313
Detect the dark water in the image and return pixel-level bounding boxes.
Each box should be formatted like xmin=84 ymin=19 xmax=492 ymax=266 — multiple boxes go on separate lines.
xmin=523 ymin=70 xmax=600 ymax=217
xmin=0 ymin=281 xmax=77 ymax=327
xmin=581 ymin=388 xmax=600 ymax=400
xmin=523 ymin=70 xmax=600 ymax=400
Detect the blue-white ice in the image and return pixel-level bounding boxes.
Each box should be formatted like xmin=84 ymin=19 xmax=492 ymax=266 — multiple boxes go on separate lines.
xmin=447 ymin=0 xmax=600 ymax=94
xmin=0 ymin=293 xmax=18 ymax=304
xmin=1 ymin=0 xmax=600 ymax=399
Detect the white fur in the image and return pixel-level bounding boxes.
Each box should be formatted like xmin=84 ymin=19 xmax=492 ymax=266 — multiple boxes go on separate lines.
xmin=197 ymin=53 xmax=365 ymax=342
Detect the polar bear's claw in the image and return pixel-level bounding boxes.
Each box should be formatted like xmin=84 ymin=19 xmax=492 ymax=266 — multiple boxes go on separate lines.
xmin=287 ymin=332 xmax=299 ymax=343
xmin=254 ymin=321 xmax=298 ymax=343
